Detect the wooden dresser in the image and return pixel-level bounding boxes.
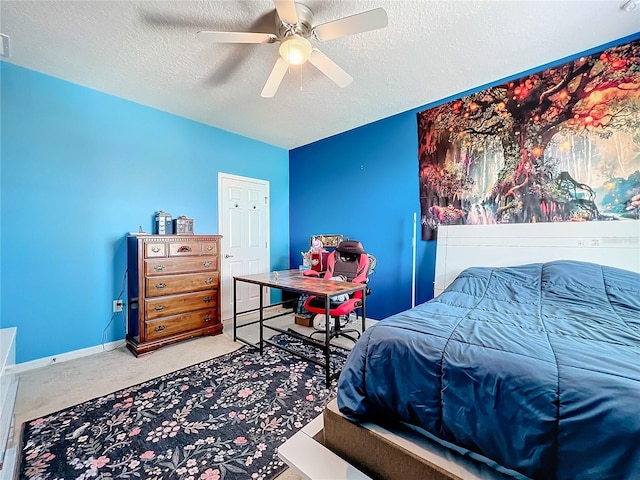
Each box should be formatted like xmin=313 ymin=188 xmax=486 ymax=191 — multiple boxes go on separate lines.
xmin=126 ymin=234 xmax=223 ymax=356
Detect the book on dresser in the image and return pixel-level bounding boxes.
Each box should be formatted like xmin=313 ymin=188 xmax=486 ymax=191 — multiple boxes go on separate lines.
xmin=126 ymin=234 xmax=223 ymax=356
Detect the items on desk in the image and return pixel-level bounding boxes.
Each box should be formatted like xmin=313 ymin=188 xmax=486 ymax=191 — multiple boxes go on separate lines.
xmin=309 ymin=236 xmax=329 ymax=272
xmin=310 ymin=234 xmax=344 ymax=248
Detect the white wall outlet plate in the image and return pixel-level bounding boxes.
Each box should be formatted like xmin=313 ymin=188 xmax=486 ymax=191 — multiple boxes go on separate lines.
xmin=113 ymin=299 xmax=124 ymax=313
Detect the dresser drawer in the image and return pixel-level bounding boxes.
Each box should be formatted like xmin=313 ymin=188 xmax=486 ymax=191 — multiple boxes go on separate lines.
xmin=145 ymin=309 xmax=219 ymax=341
xmin=145 ymin=290 xmax=218 ymax=320
xmin=146 ymin=272 xmax=219 ymax=297
xmin=201 ymin=241 xmax=218 ymax=256
xmin=169 ymin=241 xmax=201 ymax=257
xmin=145 ymin=257 xmax=218 ymax=276
xmin=144 ymin=242 xmax=167 ymax=258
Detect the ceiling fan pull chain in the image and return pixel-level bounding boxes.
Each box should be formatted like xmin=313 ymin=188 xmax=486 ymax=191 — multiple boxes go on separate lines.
xmin=300 ymin=66 xmax=304 ymax=92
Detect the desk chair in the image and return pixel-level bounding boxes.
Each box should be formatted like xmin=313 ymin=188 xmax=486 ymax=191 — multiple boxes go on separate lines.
xmin=303 ymin=240 xmax=371 ymax=343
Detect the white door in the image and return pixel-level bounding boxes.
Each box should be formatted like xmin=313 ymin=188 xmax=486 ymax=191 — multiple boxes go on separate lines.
xmin=218 ymin=173 xmax=270 ymax=320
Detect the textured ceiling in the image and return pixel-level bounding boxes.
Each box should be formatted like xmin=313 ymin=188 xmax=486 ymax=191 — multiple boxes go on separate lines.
xmin=1 ymin=1 xmax=639 ymax=150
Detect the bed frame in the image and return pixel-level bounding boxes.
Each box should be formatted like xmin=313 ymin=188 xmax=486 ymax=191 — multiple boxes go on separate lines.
xmin=279 ymin=220 xmax=640 ymax=480
xmin=434 ymin=221 xmax=640 ymax=295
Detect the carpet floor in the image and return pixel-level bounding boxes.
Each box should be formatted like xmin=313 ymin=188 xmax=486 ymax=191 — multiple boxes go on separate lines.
xmin=18 ymin=335 xmax=349 ymax=480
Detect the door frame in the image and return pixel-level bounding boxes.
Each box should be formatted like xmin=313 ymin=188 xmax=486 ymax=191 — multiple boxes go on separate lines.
xmin=217 ymin=172 xmax=271 ymax=320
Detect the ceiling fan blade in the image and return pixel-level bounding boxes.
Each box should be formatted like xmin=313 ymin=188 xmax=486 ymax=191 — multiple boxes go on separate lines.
xmin=273 ymin=0 xmax=299 ymax=25
xmin=197 ymin=31 xmax=276 ymax=44
xmin=313 ymin=8 xmax=388 ymax=41
xmin=308 ymin=49 xmax=353 ymax=88
xmin=261 ymin=56 xmax=289 ymax=98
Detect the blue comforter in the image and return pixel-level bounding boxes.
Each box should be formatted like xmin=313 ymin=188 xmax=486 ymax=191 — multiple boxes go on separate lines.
xmin=337 ymin=261 xmax=640 ymax=480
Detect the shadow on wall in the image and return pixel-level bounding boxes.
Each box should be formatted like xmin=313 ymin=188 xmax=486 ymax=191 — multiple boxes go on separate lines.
xmin=108 ymin=236 xmax=129 ymax=344
xmin=417 ymin=240 xmax=437 ymax=302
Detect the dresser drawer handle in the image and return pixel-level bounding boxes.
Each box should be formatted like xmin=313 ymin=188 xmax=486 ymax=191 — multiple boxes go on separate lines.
xmin=154 ymin=265 xmax=165 ymax=272
xmin=204 ymin=314 xmax=211 ymax=322
xmin=151 ymin=247 xmax=161 ymax=253
xmin=178 ymin=246 xmax=193 ymax=253
xmin=203 ymin=261 xmax=212 ymax=267
xmin=204 ymin=278 xmax=213 ymax=285
xmin=206 ymin=245 xmax=214 ymax=251
xmin=154 ymin=305 xmax=165 ymax=311
xmin=155 ymin=283 xmax=166 ymax=289
xmin=203 ymin=296 xmax=212 ymax=303
xmin=154 ymin=325 xmax=165 ymax=332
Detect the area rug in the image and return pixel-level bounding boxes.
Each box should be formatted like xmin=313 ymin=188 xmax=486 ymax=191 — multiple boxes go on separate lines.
xmin=19 ymin=336 xmax=349 ymax=480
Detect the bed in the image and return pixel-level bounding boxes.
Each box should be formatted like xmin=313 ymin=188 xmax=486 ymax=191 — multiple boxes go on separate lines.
xmin=337 ymin=258 xmax=640 ymax=479
xmin=327 ymin=221 xmax=640 ymax=480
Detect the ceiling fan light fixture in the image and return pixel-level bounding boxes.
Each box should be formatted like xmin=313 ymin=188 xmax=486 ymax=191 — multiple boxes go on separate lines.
xmin=279 ymin=35 xmax=312 ymax=65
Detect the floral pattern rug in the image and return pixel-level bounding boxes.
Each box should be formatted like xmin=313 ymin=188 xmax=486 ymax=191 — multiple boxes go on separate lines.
xmin=19 ymin=335 xmax=349 ymax=480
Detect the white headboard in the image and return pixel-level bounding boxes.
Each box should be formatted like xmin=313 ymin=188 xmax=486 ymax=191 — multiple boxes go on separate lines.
xmin=434 ymin=221 xmax=640 ymax=296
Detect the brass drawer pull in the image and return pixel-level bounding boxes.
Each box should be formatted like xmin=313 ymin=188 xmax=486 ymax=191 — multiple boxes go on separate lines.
xmin=203 ymin=296 xmax=212 ymax=303
xmin=204 ymin=278 xmax=213 ymax=285
xmin=204 ymin=314 xmax=211 ymax=322
xmin=178 ymin=246 xmax=193 ymax=253
xmin=206 ymin=245 xmax=214 ymax=251
xmin=151 ymin=247 xmax=161 ymax=253
xmin=154 ymin=305 xmax=165 ymax=311
xmin=155 ymin=283 xmax=166 ymax=289
xmin=154 ymin=325 xmax=165 ymax=332
xmin=154 ymin=265 xmax=165 ymax=272
xmin=203 ymin=261 xmax=212 ymax=267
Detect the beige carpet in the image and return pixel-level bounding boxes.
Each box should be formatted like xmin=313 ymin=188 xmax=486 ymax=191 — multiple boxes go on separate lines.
xmin=13 ymin=308 xmax=369 ymax=480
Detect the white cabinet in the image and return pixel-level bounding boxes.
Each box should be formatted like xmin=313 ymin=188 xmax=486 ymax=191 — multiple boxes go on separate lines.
xmin=0 ymin=327 xmax=18 ymax=480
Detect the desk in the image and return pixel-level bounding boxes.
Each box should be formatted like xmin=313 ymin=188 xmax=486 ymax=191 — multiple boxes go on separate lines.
xmin=233 ymin=269 xmax=367 ymax=386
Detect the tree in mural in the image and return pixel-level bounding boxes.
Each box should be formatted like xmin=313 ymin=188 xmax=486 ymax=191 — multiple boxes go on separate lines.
xmin=418 ymin=39 xmax=640 ymax=240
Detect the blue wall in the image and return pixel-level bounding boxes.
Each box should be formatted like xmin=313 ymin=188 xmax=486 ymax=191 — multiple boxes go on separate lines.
xmin=0 ymin=63 xmax=289 ymax=363
xmin=3 ymin=33 xmax=637 ymax=363
xmin=289 ymin=114 xmax=436 ymax=320
xmin=289 ymin=32 xmax=640 ymax=321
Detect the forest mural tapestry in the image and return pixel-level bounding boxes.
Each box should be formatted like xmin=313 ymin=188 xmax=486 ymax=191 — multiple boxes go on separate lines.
xmin=418 ymin=38 xmax=640 ymax=240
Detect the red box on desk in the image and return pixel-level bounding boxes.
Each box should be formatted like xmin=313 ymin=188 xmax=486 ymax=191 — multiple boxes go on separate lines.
xmin=310 ymin=251 xmax=331 ymax=272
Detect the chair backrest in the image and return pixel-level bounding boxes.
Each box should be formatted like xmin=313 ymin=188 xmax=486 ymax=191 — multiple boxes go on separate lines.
xmin=324 ymin=240 xmax=370 ymax=283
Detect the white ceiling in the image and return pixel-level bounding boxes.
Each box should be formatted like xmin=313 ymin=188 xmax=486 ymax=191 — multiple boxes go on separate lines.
xmin=1 ymin=1 xmax=638 ymax=150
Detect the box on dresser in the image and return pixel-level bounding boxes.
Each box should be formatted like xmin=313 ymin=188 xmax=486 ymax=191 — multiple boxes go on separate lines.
xmin=173 ymin=216 xmax=194 ymax=235
xmin=154 ymin=210 xmax=173 ymax=235
xmin=126 ymin=234 xmax=222 ymax=356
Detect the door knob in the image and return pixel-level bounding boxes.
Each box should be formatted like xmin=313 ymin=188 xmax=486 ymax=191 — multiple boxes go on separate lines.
xmin=224 ymin=254 xmax=234 ymax=258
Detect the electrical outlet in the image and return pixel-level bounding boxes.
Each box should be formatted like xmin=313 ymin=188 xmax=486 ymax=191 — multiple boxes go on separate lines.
xmin=113 ymin=299 xmax=124 ymax=313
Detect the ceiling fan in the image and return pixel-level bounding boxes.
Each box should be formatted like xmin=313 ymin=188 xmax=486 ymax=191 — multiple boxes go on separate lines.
xmin=197 ymin=0 xmax=388 ymax=98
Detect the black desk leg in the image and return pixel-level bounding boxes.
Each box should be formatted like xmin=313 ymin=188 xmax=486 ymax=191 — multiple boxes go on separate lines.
xmin=233 ymin=278 xmax=238 ymax=342
xmin=259 ymin=285 xmax=264 ymax=355
xmin=325 ymin=294 xmax=331 ymax=387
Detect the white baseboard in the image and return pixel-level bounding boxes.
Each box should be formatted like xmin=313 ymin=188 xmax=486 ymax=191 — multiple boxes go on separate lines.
xmin=10 ymin=318 xmax=380 ymax=376
xmin=10 ymin=340 xmax=125 ymax=375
